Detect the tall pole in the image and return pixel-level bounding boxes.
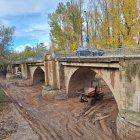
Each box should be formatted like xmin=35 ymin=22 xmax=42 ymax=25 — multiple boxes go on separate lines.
xmin=80 ymin=16 xmax=83 ymax=46
xmin=84 ymin=11 xmax=89 ymax=45
xmin=84 ymin=11 xmax=89 ymax=39
xmin=80 ymin=2 xmax=83 ymax=46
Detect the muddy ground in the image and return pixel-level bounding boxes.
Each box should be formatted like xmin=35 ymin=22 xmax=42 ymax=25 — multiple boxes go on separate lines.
xmin=0 ymin=77 xmax=120 ymax=140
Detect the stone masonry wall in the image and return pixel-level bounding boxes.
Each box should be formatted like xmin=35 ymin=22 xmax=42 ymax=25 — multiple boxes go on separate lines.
xmin=117 ymin=114 xmax=140 ymax=140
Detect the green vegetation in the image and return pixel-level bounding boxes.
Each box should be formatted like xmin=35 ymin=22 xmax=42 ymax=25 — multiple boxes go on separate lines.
xmin=10 ymin=43 xmax=48 ymax=60
xmin=0 ymin=21 xmax=14 ymax=74
xmin=49 ymin=1 xmax=83 ymax=51
xmin=0 ymin=21 xmax=14 ymax=60
xmin=0 ymin=21 xmax=48 ymax=61
xmin=49 ymin=0 xmax=140 ymax=51
xmin=0 ymin=89 xmax=10 ymax=111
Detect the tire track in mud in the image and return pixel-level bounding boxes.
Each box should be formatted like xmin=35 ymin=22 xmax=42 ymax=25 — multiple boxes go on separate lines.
xmin=69 ymin=103 xmax=117 ymax=140
xmin=67 ymin=117 xmax=83 ymax=140
xmin=0 ymin=88 xmax=45 ymax=140
xmin=40 ymin=118 xmax=65 ymax=140
xmin=65 ymin=117 xmax=73 ymax=140
xmin=84 ymin=121 xmax=112 ymax=140
xmin=63 ymin=107 xmax=102 ymax=140
xmin=3 ymin=86 xmax=66 ymax=140
xmin=75 ymin=118 xmax=98 ymax=140
xmin=1 ymin=86 xmax=48 ymax=140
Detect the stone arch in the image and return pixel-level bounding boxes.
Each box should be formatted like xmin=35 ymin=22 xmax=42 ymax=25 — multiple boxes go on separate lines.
xmin=33 ymin=66 xmax=45 ymax=84
xmin=67 ymin=67 xmax=120 ymax=108
xmin=92 ymin=68 xmax=115 ymax=96
xmin=92 ymin=68 xmax=120 ymax=108
xmin=67 ymin=67 xmax=96 ymax=97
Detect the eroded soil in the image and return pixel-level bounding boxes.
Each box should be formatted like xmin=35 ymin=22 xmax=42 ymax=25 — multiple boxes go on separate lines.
xmin=0 ymin=77 xmax=120 ymax=140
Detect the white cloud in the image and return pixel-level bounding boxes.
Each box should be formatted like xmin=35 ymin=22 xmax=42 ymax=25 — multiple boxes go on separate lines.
xmin=0 ymin=0 xmax=66 ymax=17
xmin=15 ymin=44 xmax=33 ymax=52
xmin=42 ymin=42 xmax=50 ymax=49
xmin=0 ymin=0 xmax=55 ymax=16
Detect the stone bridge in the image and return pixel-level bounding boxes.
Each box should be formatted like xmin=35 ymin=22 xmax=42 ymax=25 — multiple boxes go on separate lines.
xmin=7 ymin=58 xmax=45 ymax=85
xmin=7 ymin=54 xmax=140 ymax=140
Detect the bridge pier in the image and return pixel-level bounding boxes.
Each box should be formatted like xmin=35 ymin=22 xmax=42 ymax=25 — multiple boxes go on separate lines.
xmin=117 ymin=60 xmax=140 ymax=140
xmin=6 ymin=64 xmax=16 ymax=79
xmin=21 ymin=64 xmax=28 ymax=79
xmin=44 ymin=59 xmax=58 ymax=89
xmin=42 ymin=55 xmax=67 ymax=100
xmin=44 ymin=54 xmax=65 ymax=90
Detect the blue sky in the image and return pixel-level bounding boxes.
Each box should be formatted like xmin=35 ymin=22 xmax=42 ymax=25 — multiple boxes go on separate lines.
xmin=0 ymin=0 xmax=66 ymax=52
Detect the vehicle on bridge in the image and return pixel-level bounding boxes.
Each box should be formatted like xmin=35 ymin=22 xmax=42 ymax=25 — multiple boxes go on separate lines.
xmin=77 ymin=86 xmax=104 ymax=105
xmin=76 ymin=46 xmax=104 ymax=56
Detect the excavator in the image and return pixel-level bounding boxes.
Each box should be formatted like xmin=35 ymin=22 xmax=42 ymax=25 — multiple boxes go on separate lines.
xmin=78 ymin=86 xmax=104 ymax=105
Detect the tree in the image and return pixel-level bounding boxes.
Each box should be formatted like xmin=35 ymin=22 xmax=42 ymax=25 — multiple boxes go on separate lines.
xmin=87 ymin=0 xmax=140 ymax=47
xmin=0 ymin=21 xmax=14 ymax=60
xmin=48 ymin=2 xmax=65 ymax=51
xmin=48 ymin=0 xmax=83 ymax=51
xmin=121 ymin=0 xmax=140 ymax=46
xmin=35 ymin=43 xmax=47 ymax=55
xmin=10 ymin=43 xmax=48 ymax=60
xmin=49 ymin=0 xmax=140 ymax=49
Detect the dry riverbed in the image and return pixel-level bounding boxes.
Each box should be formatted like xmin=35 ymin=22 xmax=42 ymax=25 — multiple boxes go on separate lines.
xmin=0 ymin=77 xmax=120 ymax=140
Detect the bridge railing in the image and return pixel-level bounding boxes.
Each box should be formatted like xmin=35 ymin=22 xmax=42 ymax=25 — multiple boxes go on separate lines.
xmin=53 ymin=47 xmax=140 ymax=58
xmin=103 ymin=47 xmax=140 ymax=56
xmin=11 ymin=55 xmax=44 ymax=64
xmin=53 ymin=52 xmax=77 ymax=58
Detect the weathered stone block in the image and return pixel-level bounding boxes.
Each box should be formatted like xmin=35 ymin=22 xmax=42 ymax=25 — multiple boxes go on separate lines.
xmin=117 ymin=114 xmax=140 ymax=140
xmin=6 ymin=73 xmax=16 ymax=80
xmin=42 ymin=88 xmax=67 ymax=100
xmin=16 ymin=79 xmax=33 ymax=86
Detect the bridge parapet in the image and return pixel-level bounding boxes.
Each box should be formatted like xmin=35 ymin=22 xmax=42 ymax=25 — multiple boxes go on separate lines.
xmin=11 ymin=55 xmax=44 ymax=64
xmin=46 ymin=47 xmax=140 ymax=59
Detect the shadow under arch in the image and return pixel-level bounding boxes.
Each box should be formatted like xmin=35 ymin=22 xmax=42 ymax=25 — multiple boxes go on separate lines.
xmin=33 ymin=67 xmax=45 ymax=84
xmin=68 ymin=67 xmax=96 ymax=97
xmin=67 ymin=67 xmax=116 ymax=100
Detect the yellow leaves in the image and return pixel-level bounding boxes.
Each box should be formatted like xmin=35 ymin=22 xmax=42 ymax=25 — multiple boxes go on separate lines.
xmin=49 ymin=0 xmax=140 ymax=50
xmin=123 ymin=35 xmax=136 ymax=46
xmin=122 ymin=0 xmax=139 ymax=27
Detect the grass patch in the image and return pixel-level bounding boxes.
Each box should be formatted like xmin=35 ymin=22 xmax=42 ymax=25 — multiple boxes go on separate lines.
xmin=0 ymin=89 xmax=10 ymax=111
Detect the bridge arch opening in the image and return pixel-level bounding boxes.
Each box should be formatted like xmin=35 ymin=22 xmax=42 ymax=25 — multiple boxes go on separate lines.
xmin=68 ymin=67 xmax=115 ymax=99
xmin=33 ymin=67 xmax=45 ymax=84
xmin=68 ymin=67 xmax=96 ymax=97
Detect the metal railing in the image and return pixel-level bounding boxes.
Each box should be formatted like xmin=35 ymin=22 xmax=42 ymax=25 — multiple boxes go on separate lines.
xmin=53 ymin=47 xmax=140 ymax=58
xmin=53 ymin=52 xmax=77 ymax=58
xmin=103 ymin=47 xmax=140 ymax=57
xmin=11 ymin=55 xmax=44 ymax=64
